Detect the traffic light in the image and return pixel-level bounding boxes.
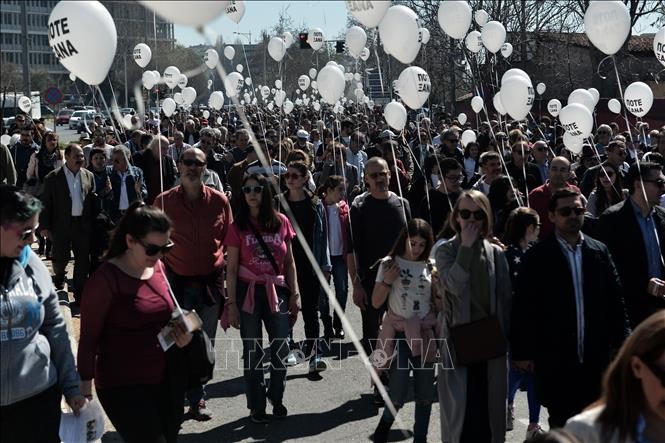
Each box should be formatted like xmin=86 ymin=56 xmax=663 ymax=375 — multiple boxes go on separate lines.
xmin=335 ymin=41 xmax=345 ymax=54
xmin=299 ymin=32 xmax=311 ymax=49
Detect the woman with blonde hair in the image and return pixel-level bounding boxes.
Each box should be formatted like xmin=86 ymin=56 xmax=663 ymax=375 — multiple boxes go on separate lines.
xmin=565 ymin=311 xmax=665 ymax=442
xmin=435 ymin=189 xmax=512 ymax=443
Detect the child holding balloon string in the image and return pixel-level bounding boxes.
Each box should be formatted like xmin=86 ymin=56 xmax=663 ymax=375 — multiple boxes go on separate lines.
xmin=370 ymin=218 xmax=441 ymax=443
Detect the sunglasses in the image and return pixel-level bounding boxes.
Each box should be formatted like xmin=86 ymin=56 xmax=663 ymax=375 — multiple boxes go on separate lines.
xmin=368 ymin=171 xmax=389 ymax=180
xmin=644 ymin=359 xmax=665 ymax=388
xmin=242 ymin=185 xmax=264 ymax=194
xmin=283 ymin=172 xmax=303 ymax=180
xmin=181 ymin=158 xmax=206 ymax=167
xmin=644 ymin=178 xmax=665 ymax=188
xmin=458 ymin=209 xmax=484 ymax=221
xmin=138 ymin=239 xmax=174 ymax=256
xmin=556 ymin=206 xmax=585 ymax=217
xmin=4 ymin=224 xmax=38 ymax=241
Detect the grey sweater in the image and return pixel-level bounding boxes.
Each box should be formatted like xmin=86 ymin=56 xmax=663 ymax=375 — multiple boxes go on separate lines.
xmin=0 ymin=246 xmax=80 ymax=406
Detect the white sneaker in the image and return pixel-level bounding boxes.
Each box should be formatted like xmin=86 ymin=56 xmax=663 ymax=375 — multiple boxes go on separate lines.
xmin=525 ymin=424 xmax=545 ymax=441
xmin=309 ymin=357 xmax=328 ymax=373
xmin=506 ymin=404 xmax=514 ymax=431
xmin=285 ymin=350 xmax=299 ymax=366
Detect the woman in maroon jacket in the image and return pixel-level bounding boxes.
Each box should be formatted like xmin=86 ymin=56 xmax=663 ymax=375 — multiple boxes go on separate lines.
xmin=317 ymin=175 xmax=351 ymax=339
xmin=78 ymin=202 xmax=192 ymax=443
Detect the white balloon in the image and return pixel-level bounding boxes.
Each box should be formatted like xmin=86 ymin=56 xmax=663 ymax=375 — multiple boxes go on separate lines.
xmin=216 ymin=117 xmax=223 ymax=125
xmin=607 ymin=98 xmax=621 ymax=114
xmin=236 ymin=64 xmax=244 ymax=73
xmin=360 ymin=47 xmax=371 ymax=61
xmin=48 ymin=0 xmax=117 ymax=85
xmin=547 ymin=99 xmax=562 ymax=117
xmin=309 ymin=68 xmax=318 ymax=79
xmin=481 ymin=21 xmax=506 ymax=54
xmin=587 ymin=87 xmax=600 ymax=105
xmin=346 ymin=26 xmax=367 ymax=57
xmin=584 ymin=0 xmax=630 ymax=56
xmin=563 ymin=132 xmax=585 ymax=155
xmin=138 ymin=1 xmax=228 ymax=26
xmin=493 ymin=92 xmax=506 ymax=115
xmin=182 ymin=86 xmax=196 ymax=104
xmin=260 ymin=86 xmax=270 ymax=99
xmin=536 ymin=82 xmax=546 ymax=95
xmin=623 ymin=81 xmax=654 ymax=118
xmin=133 ymin=43 xmax=152 ymax=68
xmin=177 ymin=74 xmax=188 ymax=89
xmin=559 ymin=103 xmax=593 ymax=138
xmin=202 ymin=110 xmax=210 ymax=119
xmin=224 ymin=72 xmax=244 ymax=98
xmin=379 ymin=5 xmax=421 ymax=64
xmin=283 ymin=100 xmax=294 ymax=114
xmin=224 ymin=46 xmax=235 ymax=60
xmin=225 ymin=0 xmax=245 ymax=23
xmin=69 ymin=73 xmax=77 ymax=82
xmin=568 ymin=88 xmax=595 ymax=113
xmin=142 ymin=71 xmax=156 ymax=89
xmin=345 ymin=72 xmax=354 ymax=82
xmin=283 ymin=31 xmax=294 ymax=48
xmin=354 ymin=88 xmax=364 ymax=100
xmin=267 ymin=102 xmax=275 ymax=111
xmin=245 ymin=77 xmax=252 ymax=85
xmin=311 ymin=81 xmax=318 ymax=90
xmin=461 ymin=129 xmax=476 ymax=147
xmin=173 ymin=92 xmax=183 ymax=105
xmin=317 ymin=65 xmax=345 ymax=104
xmin=163 ymin=66 xmax=181 ymax=89
xmin=655 ymin=27 xmax=665 ymax=67
xmin=438 ymin=0 xmax=472 ymax=40
xmin=275 ymin=79 xmax=282 ymax=89
xmin=268 ymin=37 xmax=287 ymax=62
xmin=384 ymin=101 xmax=407 ymax=131
xmin=298 ymin=75 xmax=311 ymax=91
xmin=122 ymin=114 xmax=133 ymax=129
xmin=501 ymin=68 xmax=532 ymax=86
xmin=308 ymin=27 xmax=325 ymax=51
xmin=313 ymin=102 xmax=321 ymax=111
xmin=475 ymin=9 xmax=489 ymax=26
xmin=209 ymin=91 xmax=224 ymax=110
xmin=419 ymin=28 xmax=430 ymax=45
xmin=457 ymin=113 xmax=467 ymax=125
xmin=396 ymin=66 xmax=430 ymax=110
xmin=161 ymin=97 xmax=176 ymax=117
xmin=500 ymin=42 xmax=513 ymax=58
xmin=471 ymin=96 xmax=484 ymax=114
xmin=465 ymin=31 xmax=483 ymax=53
xmin=18 ymin=96 xmax=32 ymax=113
xmin=500 ymin=75 xmax=535 ymax=120
xmin=345 ymin=0 xmax=391 ymax=28
xmin=204 ymin=49 xmax=219 ymax=69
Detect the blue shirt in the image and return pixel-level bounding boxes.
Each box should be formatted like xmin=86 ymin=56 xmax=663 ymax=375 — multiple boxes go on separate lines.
xmin=556 ymin=233 xmax=585 ymax=363
xmin=630 ymin=198 xmax=663 ymax=280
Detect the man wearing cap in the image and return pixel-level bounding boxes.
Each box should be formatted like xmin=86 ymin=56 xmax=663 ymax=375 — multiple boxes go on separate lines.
xmin=296 ymin=129 xmax=315 ymax=159
xmin=573 ymin=144 xmax=598 ymax=186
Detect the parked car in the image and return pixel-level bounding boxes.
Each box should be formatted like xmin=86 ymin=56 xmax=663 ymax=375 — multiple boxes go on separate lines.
xmin=120 ymin=107 xmax=135 ymax=116
xmin=69 ymin=110 xmax=95 ymax=132
xmin=56 ymin=108 xmax=73 ymax=125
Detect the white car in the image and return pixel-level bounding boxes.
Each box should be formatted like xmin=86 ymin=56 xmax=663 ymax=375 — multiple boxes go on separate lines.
xmin=69 ymin=110 xmax=96 ymax=131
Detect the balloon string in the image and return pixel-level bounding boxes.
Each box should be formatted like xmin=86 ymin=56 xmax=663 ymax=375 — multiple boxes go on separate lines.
xmin=239 ymin=36 xmax=266 ymax=137
xmin=528 ymin=112 xmax=556 ymax=158
xmin=106 ymin=77 xmax=124 ymax=140
xmin=372 ymin=32 xmax=385 ymax=95
xmin=595 ymin=55 xmax=613 ymax=80
xmin=153 ymin=12 xmax=159 ymax=115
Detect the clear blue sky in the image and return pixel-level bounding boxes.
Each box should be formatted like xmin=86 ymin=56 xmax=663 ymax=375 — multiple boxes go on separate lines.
xmin=174 ymin=1 xmax=349 ymax=47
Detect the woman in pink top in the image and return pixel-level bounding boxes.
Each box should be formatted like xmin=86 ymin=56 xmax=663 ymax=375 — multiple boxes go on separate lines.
xmin=78 ymin=202 xmax=193 ymax=443
xmin=225 ymin=173 xmax=300 ymax=424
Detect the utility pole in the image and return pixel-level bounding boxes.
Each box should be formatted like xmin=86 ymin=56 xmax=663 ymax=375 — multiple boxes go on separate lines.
xmin=20 ymin=1 xmax=31 ymax=95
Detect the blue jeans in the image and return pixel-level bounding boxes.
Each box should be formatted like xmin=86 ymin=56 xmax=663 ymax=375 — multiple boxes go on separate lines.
xmin=319 ymin=255 xmax=349 ymax=332
xmin=382 ymin=334 xmax=435 ymax=443
xmin=237 ymin=282 xmax=290 ymax=412
xmin=508 ymin=366 xmax=541 ymax=423
xmin=180 ymin=284 xmax=221 ymax=406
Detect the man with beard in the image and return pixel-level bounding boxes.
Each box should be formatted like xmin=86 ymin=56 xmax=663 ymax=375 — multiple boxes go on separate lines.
xmin=511 ymin=188 xmax=629 ymax=428
xmin=9 ymin=127 xmax=40 ymax=188
xmin=83 ymin=128 xmax=114 ymax=166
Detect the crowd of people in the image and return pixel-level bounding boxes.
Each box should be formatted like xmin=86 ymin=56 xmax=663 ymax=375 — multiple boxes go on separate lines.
xmin=1 ymin=104 xmax=664 ymax=443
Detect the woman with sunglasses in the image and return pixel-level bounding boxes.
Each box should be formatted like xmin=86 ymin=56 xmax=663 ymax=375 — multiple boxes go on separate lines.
xmin=565 ymin=311 xmax=665 ymax=443
xmin=0 ymin=186 xmax=86 ymax=442
xmin=225 ymin=173 xmax=300 ymax=423
xmin=280 ymin=161 xmax=331 ymax=369
xmin=435 ymin=189 xmax=512 ymax=443
xmin=78 ymin=202 xmax=193 ymax=442
xmin=586 ymin=161 xmax=627 ymax=218
xmin=502 ymin=207 xmax=544 ymax=440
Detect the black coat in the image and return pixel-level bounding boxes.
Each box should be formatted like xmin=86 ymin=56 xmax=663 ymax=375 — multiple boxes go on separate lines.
xmin=511 ymin=233 xmax=629 ymax=409
xmin=597 ymin=199 xmax=665 ymax=328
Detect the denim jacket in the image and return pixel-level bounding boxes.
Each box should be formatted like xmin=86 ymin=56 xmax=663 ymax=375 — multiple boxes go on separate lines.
xmin=106 ymin=165 xmax=148 ymax=221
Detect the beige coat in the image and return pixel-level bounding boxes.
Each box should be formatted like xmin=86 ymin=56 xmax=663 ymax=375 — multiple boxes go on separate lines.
xmin=565 ymin=405 xmax=627 ymax=443
xmin=435 ymin=237 xmax=512 ymax=443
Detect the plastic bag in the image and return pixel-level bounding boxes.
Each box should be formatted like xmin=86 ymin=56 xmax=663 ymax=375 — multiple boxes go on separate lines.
xmin=59 ymin=398 xmax=105 ymax=443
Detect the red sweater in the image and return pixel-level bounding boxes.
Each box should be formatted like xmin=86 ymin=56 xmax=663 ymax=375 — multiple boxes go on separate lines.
xmin=78 ymin=261 xmax=174 ymax=388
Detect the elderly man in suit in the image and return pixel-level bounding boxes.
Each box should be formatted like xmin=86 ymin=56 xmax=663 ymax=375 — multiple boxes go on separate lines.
xmin=40 ymin=143 xmax=96 ymax=305
xmin=511 ymin=188 xmax=629 ymax=428
xmin=597 ymin=161 xmax=665 ymax=328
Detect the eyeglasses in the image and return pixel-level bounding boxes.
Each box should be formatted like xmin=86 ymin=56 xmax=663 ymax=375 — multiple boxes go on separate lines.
xmin=138 ymin=239 xmax=174 ymax=257
xmin=643 ymin=359 xmax=665 ymax=388
xmin=368 ymin=171 xmax=389 ymax=180
xmin=242 ymin=185 xmax=264 ymax=194
xmin=4 ymin=224 xmax=38 ymax=241
xmin=181 ymin=158 xmax=206 ymax=167
xmin=458 ymin=209 xmax=484 ymax=221
xmin=556 ymin=206 xmax=585 ymax=217
xmin=445 ymin=174 xmax=464 ymax=183
xmin=283 ymin=172 xmax=303 ymax=180
xmin=644 ymin=178 xmax=665 ymax=188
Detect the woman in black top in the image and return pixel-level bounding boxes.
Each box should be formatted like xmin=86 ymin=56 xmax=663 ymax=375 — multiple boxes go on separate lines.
xmin=488 ymin=175 xmax=521 ymax=238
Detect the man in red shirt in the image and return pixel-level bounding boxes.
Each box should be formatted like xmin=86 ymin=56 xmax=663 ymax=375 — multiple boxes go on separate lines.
xmin=157 ymin=147 xmax=233 ymax=421
xmin=528 ymin=156 xmax=580 ymax=239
